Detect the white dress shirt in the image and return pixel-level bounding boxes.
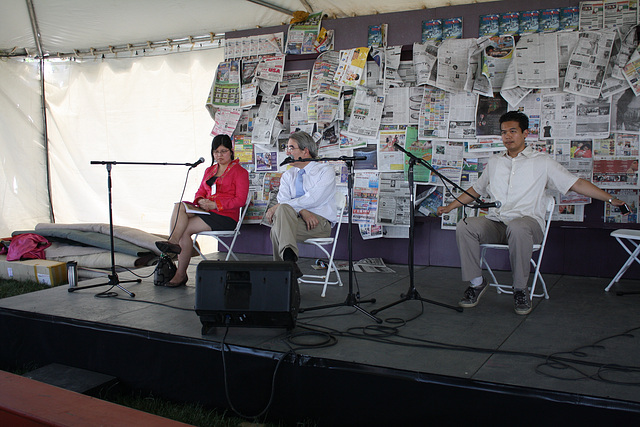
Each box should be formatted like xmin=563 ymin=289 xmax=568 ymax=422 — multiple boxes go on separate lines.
xmin=278 ymin=161 xmax=337 ymax=224
xmin=473 ymin=146 xmax=578 ymax=230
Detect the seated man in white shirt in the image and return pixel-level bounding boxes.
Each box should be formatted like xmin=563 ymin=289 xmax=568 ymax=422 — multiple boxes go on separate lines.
xmin=265 ymin=131 xmax=337 ymax=278
xmin=437 ymin=111 xmax=627 ymax=315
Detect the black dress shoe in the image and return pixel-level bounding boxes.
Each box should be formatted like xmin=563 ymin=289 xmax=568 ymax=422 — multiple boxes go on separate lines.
xmin=291 ymin=262 xmax=304 ymax=279
xmin=156 ymin=241 xmax=181 ymax=254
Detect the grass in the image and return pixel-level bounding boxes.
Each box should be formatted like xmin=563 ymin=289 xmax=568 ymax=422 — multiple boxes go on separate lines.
xmin=0 ymin=277 xmax=313 ymax=427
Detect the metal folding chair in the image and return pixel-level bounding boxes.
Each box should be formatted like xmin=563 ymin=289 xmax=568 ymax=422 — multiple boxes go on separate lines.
xmin=481 ymin=197 xmax=555 ymax=300
xmin=192 ymin=193 xmax=252 ymax=261
xmin=605 ymin=229 xmax=640 ymax=291
xmin=298 ymin=192 xmax=346 ymax=297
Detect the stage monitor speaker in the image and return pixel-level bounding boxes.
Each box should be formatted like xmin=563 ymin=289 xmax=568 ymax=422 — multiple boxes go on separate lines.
xmin=195 ymin=261 xmax=300 ymax=333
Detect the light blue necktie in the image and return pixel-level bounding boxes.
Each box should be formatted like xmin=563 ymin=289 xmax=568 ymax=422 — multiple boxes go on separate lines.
xmin=295 ymin=168 xmax=305 ymax=198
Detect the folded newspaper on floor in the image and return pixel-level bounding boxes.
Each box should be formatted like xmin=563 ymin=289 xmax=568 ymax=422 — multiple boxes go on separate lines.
xmin=335 ymin=257 xmax=395 ymax=273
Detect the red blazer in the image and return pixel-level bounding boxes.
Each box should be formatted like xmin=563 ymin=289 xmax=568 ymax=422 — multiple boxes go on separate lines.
xmin=193 ymin=158 xmax=249 ymax=222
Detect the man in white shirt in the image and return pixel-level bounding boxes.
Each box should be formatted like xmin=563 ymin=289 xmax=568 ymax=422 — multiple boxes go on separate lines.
xmin=265 ymin=131 xmax=337 ymax=278
xmin=438 ymin=111 xmax=627 ymax=315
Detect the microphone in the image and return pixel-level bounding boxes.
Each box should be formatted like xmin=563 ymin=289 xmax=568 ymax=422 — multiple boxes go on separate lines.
xmin=280 ymin=156 xmax=301 ymax=166
xmin=470 ymin=200 xmax=502 ymax=209
xmin=190 ymin=157 xmax=205 ymax=168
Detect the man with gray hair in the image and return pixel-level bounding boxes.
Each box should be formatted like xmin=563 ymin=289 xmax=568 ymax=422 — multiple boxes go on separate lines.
xmin=265 ymin=131 xmax=337 ymax=278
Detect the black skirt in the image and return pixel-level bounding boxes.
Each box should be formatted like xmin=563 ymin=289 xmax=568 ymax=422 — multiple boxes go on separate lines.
xmin=195 ymin=211 xmax=237 ymax=231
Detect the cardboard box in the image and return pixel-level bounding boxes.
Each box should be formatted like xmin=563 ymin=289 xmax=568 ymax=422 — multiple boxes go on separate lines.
xmin=0 ymin=255 xmax=67 ymax=286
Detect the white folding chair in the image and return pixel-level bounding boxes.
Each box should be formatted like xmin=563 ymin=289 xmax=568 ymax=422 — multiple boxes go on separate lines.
xmin=192 ymin=193 xmax=252 ymax=261
xmin=480 ymin=196 xmax=555 ymax=300
xmin=298 ymin=192 xmax=346 ymax=297
xmin=605 ymin=229 xmax=640 ymax=291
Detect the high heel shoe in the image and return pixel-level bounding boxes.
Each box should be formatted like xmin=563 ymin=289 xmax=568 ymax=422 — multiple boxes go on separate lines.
xmin=155 ymin=240 xmax=182 ymax=254
xmin=163 ymin=275 xmax=188 ymax=288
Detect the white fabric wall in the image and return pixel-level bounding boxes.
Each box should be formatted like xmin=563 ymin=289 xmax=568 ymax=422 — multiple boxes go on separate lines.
xmin=0 ymin=58 xmax=51 ymax=237
xmin=44 ymin=48 xmax=224 ymax=235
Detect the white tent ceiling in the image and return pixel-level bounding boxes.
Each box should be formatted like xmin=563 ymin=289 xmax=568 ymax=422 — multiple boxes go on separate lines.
xmin=1 ymin=0 xmax=489 ymax=57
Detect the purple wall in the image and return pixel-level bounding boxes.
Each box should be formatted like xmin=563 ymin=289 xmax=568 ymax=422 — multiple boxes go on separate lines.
xmin=224 ymin=1 xmax=640 ymax=280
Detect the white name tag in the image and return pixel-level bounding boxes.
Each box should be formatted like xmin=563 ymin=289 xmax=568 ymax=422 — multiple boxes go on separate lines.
xmin=211 ymin=183 xmax=216 ymax=195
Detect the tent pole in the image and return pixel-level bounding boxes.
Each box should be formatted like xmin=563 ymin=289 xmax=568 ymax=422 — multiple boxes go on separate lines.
xmin=26 ymin=0 xmax=55 ymax=223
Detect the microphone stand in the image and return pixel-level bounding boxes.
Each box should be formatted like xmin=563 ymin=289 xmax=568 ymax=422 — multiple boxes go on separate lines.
xmin=293 ymin=156 xmax=381 ymax=323
xmin=69 ymin=160 xmax=200 ymax=296
xmin=370 ymin=143 xmax=480 ymax=316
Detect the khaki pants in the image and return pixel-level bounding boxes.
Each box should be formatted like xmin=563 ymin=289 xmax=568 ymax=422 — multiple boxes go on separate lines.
xmin=270 ymin=204 xmax=331 ymax=261
xmin=456 ymin=216 xmax=543 ymax=290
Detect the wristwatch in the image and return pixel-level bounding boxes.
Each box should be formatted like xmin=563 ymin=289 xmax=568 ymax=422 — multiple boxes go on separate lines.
xmin=608 ymin=197 xmax=614 ymax=204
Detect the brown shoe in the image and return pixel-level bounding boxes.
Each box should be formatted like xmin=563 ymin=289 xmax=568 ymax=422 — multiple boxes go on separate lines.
xmin=156 ymin=240 xmax=181 ymax=254
xmin=163 ymin=275 xmax=188 ymax=288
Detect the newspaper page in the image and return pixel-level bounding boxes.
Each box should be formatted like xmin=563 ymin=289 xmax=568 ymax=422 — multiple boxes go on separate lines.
xmin=309 ymin=51 xmax=342 ymax=99
xmin=251 ymin=94 xmax=285 ymax=145
xmin=539 ymin=91 xmax=577 ymax=139
xmin=563 ymin=30 xmax=616 ymax=98
xmin=554 ymin=139 xmax=593 ymax=204
xmin=353 ymin=171 xmax=379 ymax=225
xmin=278 ymin=70 xmax=310 ymax=95
xmin=404 ymin=126 xmax=433 ymax=183
xmin=337 ymin=257 xmax=396 ymax=272
xmin=476 ymin=96 xmax=508 ymax=137
xmin=576 ymin=96 xmax=612 ymax=138
xmin=604 ymin=25 xmax=637 ymax=97
xmin=430 ymin=141 xmax=464 ymax=186
xmin=233 ymin=134 xmax=255 ymax=171
xmin=440 ymin=190 xmax=467 ymax=230
xmin=579 ymin=1 xmax=605 ymax=30
xmin=243 ymin=172 xmax=266 ymax=223
xmin=383 ymin=46 xmax=404 ymax=91
xmin=255 ymin=54 xmax=285 ymax=82
xmin=592 ymin=133 xmax=640 ymax=188
xmin=241 ymin=58 xmax=260 ymax=85
xmin=334 ymin=47 xmax=369 ymax=88
xmin=435 ymin=38 xmax=476 ymax=92
xmin=500 ymin=58 xmax=533 ymax=106
xmin=605 ymin=189 xmax=639 ymax=222
xmin=511 ymin=90 xmax=543 ymax=140
xmin=346 ymin=87 xmax=385 ymax=138
xmin=241 ymin=83 xmax=258 ymax=109
xmin=380 ymin=87 xmax=413 ymax=125
xmin=413 ymin=41 xmax=439 ymax=87
xmin=357 ymin=224 xmax=384 ymax=240
xmin=482 ymin=35 xmax=515 ymax=91
xmin=378 ymin=127 xmax=406 ymax=172
xmin=611 ymin=89 xmax=640 ymax=133
xmin=603 ymin=0 xmax=638 ymax=33
xmin=448 ymin=92 xmax=478 ymax=140
xmin=551 ymin=204 xmax=585 ymax=222
xmin=377 ymin=172 xmax=412 ymax=226
xmin=623 ymin=54 xmax=640 ymax=96
xmin=286 ymin=11 xmax=322 ymax=55
xmin=289 ymin=93 xmax=310 ymax=128
xmin=514 ymin=32 xmax=559 ymax=89
xmin=206 ymin=60 xmax=241 ymax=108
xmin=254 ymin=145 xmax=278 ymax=172
xmin=418 ymin=86 xmax=450 ymax=139
xmin=210 ymin=107 xmax=242 ymax=137
xmin=259 ymin=32 xmax=285 ymax=56
xmin=557 ymin=32 xmax=580 ymax=89
xmin=417 ymin=185 xmax=443 ymax=217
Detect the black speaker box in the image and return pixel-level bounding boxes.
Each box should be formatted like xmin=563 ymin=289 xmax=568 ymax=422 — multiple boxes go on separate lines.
xmin=195 ymin=261 xmax=300 ymax=332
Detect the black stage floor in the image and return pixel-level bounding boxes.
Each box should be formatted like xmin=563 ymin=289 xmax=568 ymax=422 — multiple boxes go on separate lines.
xmin=1 ymin=252 xmax=640 ymax=425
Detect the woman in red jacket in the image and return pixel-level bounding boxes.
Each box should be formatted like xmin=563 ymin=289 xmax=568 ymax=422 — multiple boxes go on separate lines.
xmin=155 ymin=134 xmax=250 ymax=287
